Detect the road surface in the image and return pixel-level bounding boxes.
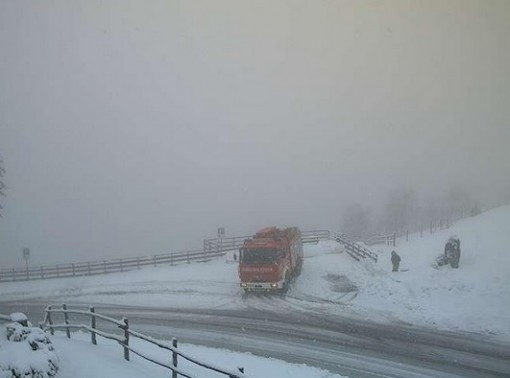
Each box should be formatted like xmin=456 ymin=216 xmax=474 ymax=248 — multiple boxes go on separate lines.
xmin=1 ymin=299 xmax=509 ymax=378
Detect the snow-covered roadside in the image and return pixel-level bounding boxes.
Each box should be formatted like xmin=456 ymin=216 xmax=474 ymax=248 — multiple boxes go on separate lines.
xmin=1 ymin=205 xmax=509 ymax=340
xmin=0 ymin=326 xmax=345 ymax=378
xmin=354 ymin=205 xmax=510 ymax=338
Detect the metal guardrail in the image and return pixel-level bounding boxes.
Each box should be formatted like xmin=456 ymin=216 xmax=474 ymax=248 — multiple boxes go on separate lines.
xmin=42 ymin=304 xmax=245 ymax=378
xmin=333 ymin=232 xmax=378 ymax=263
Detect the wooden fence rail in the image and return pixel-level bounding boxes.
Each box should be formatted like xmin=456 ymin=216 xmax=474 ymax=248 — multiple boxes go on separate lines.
xmin=0 ymin=248 xmax=223 ymax=283
xmin=1 ymin=229 xmax=331 ymax=283
xmin=41 ymin=304 xmax=245 ymax=378
xmin=365 ymin=233 xmax=396 ymax=247
xmin=332 ymin=232 xmax=378 ymax=263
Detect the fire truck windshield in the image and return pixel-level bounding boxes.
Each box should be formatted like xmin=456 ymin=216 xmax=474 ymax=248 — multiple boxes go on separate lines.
xmin=242 ymin=249 xmax=282 ymax=263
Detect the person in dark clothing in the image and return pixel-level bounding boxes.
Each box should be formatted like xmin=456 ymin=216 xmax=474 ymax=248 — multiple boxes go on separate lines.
xmin=391 ymin=250 xmax=401 ymax=272
xmin=444 ymin=236 xmax=461 ymax=268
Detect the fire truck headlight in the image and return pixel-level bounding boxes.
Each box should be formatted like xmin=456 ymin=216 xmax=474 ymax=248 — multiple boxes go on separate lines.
xmin=270 ymin=283 xmax=278 ymax=288
xmin=240 ymin=283 xmax=247 ymax=288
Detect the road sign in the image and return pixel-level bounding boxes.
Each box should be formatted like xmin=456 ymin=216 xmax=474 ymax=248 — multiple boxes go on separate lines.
xmin=22 ymin=248 xmax=30 ymax=260
xmin=217 ymin=227 xmax=225 ymax=238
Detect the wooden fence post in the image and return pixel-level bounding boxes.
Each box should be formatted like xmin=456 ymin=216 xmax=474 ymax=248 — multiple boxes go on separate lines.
xmin=90 ymin=306 xmax=97 ymax=345
xmin=63 ymin=303 xmax=70 ymax=338
xmin=230 ymin=367 xmax=245 ymax=378
xmin=47 ymin=306 xmax=54 ymax=335
xmin=172 ymin=338 xmax=178 ymax=378
xmin=121 ymin=317 xmax=129 ymax=361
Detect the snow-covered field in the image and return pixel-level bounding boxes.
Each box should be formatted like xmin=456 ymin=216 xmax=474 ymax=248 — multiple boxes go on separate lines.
xmin=0 ymin=325 xmax=344 ymax=378
xmin=1 ymin=205 xmax=509 ymax=377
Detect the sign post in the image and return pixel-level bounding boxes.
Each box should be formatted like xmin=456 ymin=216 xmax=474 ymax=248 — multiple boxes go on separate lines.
xmin=22 ymin=248 xmax=30 ymax=279
xmin=217 ymin=227 xmax=225 ymax=254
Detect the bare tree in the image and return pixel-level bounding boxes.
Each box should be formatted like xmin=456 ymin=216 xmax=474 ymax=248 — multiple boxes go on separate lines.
xmin=0 ymin=158 xmax=5 ymax=217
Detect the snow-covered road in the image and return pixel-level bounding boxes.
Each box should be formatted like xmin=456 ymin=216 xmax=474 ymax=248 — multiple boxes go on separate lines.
xmin=2 ymin=301 xmax=509 ymax=378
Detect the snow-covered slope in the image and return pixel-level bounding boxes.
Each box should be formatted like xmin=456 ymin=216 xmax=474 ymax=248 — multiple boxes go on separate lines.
xmin=358 ymin=205 xmax=510 ymax=337
xmin=1 ymin=205 xmax=509 ymax=340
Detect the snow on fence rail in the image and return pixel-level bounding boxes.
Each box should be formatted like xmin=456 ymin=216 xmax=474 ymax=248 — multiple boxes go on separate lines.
xmin=41 ymin=304 xmax=245 ymax=378
xmin=332 ymin=232 xmax=378 ymax=263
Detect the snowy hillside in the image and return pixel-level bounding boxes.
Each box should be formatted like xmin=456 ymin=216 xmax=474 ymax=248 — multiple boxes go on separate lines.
xmin=1 ymin=205 xmax=509 ymax=340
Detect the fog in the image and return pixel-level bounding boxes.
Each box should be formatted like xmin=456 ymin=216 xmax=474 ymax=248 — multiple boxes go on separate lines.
xmin=1 ymin=1 xmax=509 ymax=267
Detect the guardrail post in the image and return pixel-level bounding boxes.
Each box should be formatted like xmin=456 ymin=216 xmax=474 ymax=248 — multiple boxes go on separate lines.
xmin=137 ymin=257 xmax=140 ymax=269
xmin=90 ymin=306 xmax=97 ymax=345
xmin=104 ymin=260 xmax=107 ymax=273
xmin=170 ymin=253 xmax=173 ymax=266
xmin=172 ymin=337 xmax=178 ymax=378
xmin=72 ymin=263 xmax=75 ymax=276
xmin=406 ymin=230 xmax=409 ymax=242
xmin=153 ymin=256 xmax=157 ymax=267
xmin=56 ymin=265 xmax=60 ymax=278
xmin=88 ymin=262 xmax=91 ymax=275
xmin=40 ymin=266 xmax=44 ymax=279
xmin=187 ymin=251 xmax=190 ymax=264
xmin=47 ymin=306 xmax=54 ymax=335
xmin=120 ymin=259 xmax=123 ymax=272
xmin=12 ymin=268 xmax=15 ymax=282
xmin=121 ymin=317 xmax=129 ymax=361
xmin=63 ymin=303 xmax=71 ymax=338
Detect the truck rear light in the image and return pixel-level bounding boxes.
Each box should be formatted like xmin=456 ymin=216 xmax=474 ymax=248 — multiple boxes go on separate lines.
xmin=270 ymin=283 xmax=278 ymax=288
xmin=240 ymin=283 xmax=248 ymax=288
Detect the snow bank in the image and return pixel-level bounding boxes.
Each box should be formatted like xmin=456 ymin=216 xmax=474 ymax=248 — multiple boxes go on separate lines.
xmin=48 ymin=331 xmax=345 ymax=378
xmin=0 ymin=322 xmax=59 ymax=378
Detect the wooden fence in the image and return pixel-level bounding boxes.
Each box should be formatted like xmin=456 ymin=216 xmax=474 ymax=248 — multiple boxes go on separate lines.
xmin=0 ymin=248 xmax=223 ymax=283
xmin=41 ymin=304 xmax=245 ymax=378
xmin=332 ymin=232 xmax=378 ymax=263
xmin=365 ymin=233 xmax=396 ymax=247
xmin=1 ymin=229 xmax=331 ymax=283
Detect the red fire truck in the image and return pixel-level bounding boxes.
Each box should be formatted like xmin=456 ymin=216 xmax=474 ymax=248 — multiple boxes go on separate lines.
xmin=238 ymin=227 xmax=303 ymax=292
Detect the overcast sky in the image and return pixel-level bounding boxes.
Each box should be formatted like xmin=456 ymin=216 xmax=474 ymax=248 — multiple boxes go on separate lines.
xmin=1 ymin=0 xmax=509 ymax=266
